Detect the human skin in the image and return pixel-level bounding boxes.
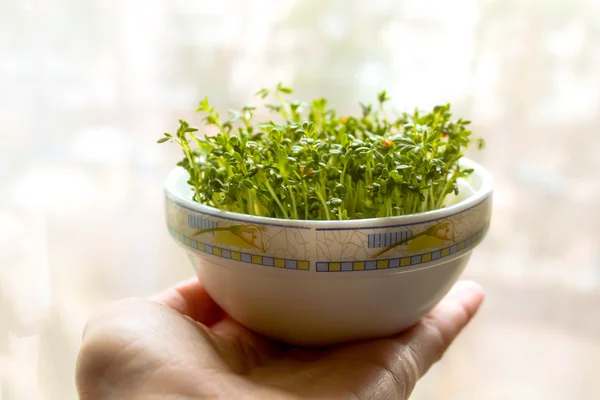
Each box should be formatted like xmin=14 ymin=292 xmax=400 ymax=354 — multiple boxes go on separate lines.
xmin=76 ymin=278 xmax=484 ymax=400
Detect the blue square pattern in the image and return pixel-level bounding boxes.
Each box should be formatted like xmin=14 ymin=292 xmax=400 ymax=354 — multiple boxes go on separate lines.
xmin=178 ymin=233 xmax=185 ymax=242
xmin=241 ymin=253 xmax=252 ymax=263
xmin=191 ymin=240 xmax=198 ymax=249
xmin=204 ymin=245 xmax=213 ymax=254
xmin=262 ymin=257 xmax=274 ymax=266
xmin=341 ymin=262 xmax=353 ymax=271
xmin=431 ymin=250 xmax=441 ymax=260
xmin=221 ymin=249 xmax=231 ymax=259
xmin=286 ymin=260 xmax=297 ymax=269
xmin=389 ymin=258 xmax=400 ymax=268
xmin=450 ymin=244 xmax=459 ymax=254
xmin=316 ymin=262 xmax=328 ymax=272
xmin=366 ymin=261 xmax=377 ymax=270
xmin=411 ymin=255 xmax=422 ymax=265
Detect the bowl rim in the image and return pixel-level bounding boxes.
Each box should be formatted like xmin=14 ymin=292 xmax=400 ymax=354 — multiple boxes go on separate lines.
xmin=163 ymin=157 xmax=493 ymax=229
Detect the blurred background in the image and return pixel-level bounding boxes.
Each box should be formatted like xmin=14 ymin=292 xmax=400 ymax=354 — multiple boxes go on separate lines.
xmin=1 ymin=0 xmax=599 ymax=398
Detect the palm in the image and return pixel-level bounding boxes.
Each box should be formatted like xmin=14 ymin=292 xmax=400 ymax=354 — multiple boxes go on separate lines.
xmin=77 ymin=278 xmax=483 ymax=400
xmin=197 ymin=317 xmax=414 ymax=399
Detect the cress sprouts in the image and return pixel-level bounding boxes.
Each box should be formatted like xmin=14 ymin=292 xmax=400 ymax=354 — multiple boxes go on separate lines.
xmin=159 ymin=83 xmax=484 ymax=220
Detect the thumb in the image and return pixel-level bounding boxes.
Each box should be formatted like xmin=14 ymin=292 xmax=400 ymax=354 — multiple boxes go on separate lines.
xmin=399 ymin=280 xmax=485 ymax=384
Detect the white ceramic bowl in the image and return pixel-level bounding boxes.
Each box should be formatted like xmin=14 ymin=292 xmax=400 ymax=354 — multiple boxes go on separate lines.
xmin=164 ymin=158 xmax=493 ymax=346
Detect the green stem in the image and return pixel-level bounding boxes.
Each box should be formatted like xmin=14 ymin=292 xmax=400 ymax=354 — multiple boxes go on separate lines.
xmin=302 ymin=180 xmax=309 ymax=220
xmin=315 ymin=185 xmax=330 ymax=220
xmin=288 ymin=186 xmax=298 ymax=220
xmin=428 ymin=187 xmax=434 ymax=211
xmin=264 ymin=180 xmax=288 ymax=219
xmin=436 ymin=174 xmax=455 ymax=209
xmin=340 ymin=161 xmax=348 ymax=184
xmin=275 ymin=92 xmax=292 ymax=120
xmin=347 ymin=175 xmax=355 ymax=218
xmin=178 ymin=138 xmax=202 ymax=201
xmin=247 ymin=190 xmax=254 ymax=216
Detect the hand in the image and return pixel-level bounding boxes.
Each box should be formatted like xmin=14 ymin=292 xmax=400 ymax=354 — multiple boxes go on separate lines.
xmin=76 ymin=278 xmax=484 ymax=400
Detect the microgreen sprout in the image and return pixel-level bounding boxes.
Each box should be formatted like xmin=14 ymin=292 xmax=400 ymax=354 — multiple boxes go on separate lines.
xmin=159 ymin=84 xmax=484 ymax=221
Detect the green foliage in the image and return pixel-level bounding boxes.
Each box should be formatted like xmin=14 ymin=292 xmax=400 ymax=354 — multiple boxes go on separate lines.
xmin=159 ymin=84 xmax=483 ymax=220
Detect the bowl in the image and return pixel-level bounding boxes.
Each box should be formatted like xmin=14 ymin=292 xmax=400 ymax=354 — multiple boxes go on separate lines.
xmin=163 ymin=158 xmax=493 ymax=346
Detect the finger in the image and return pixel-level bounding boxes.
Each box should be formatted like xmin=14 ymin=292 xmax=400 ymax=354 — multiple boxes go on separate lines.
xmin=151 ymin=277 xmax=225 ymax=326
xmin=400 ymin=280 xmax=485 ymax=378
xmin=300 ymin=281 xmax=483 ymax=400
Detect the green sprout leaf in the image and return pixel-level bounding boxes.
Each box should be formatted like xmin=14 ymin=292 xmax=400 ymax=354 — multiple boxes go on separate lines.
xmin=158 ymin=84 xmax=485 ymax=220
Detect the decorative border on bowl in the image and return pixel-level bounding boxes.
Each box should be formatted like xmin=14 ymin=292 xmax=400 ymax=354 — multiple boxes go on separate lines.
xmin=315 ymin=228 xmax=486 ymax=272
xmin=168 ymin=226 xmax=310 ymax=271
